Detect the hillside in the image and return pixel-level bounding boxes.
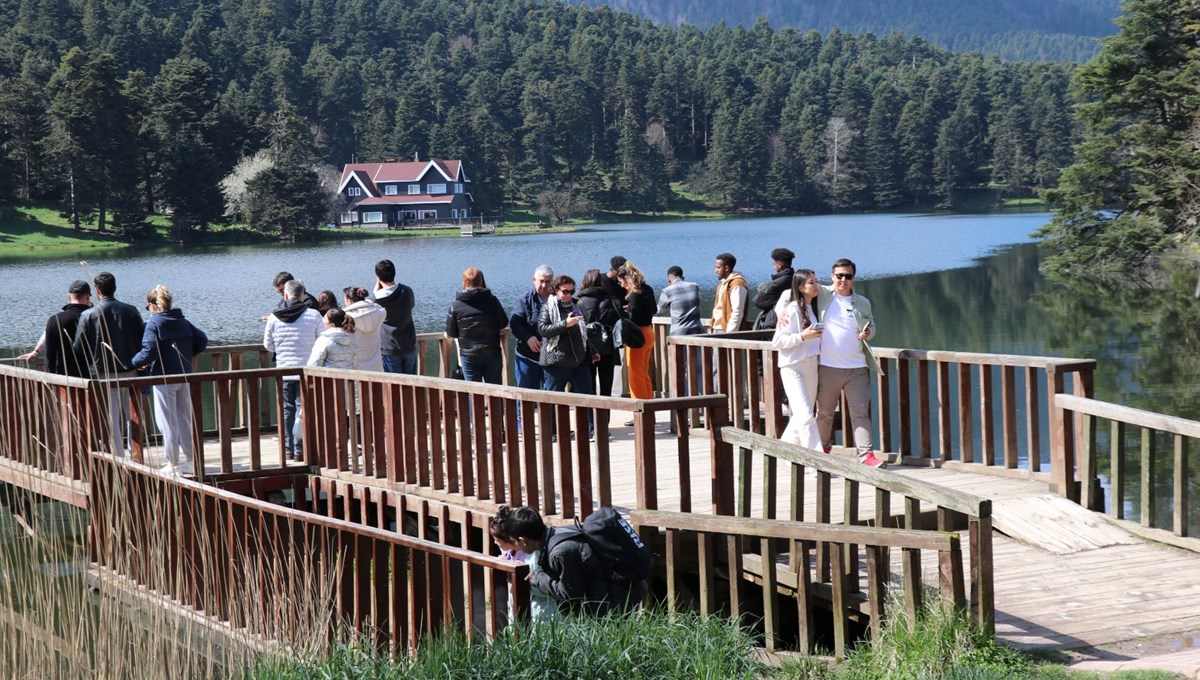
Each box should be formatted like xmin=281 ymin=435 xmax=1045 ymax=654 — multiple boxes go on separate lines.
xmin=568 ymin=0 xmax=1120 ymax=62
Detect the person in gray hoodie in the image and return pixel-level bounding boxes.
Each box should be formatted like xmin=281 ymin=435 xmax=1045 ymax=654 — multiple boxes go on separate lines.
xmin=264 ymin=279 xmax=323 ymax=459
xmin=372 ymin=259 xmax=417 ymax=374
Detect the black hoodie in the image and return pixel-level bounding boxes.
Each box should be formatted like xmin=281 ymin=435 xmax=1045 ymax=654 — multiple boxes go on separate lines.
xmin=374 ymin=282 xmax=416 ymax=355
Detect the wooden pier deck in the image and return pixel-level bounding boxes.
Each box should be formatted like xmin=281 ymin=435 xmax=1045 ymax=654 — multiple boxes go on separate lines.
xmin=161 ymin=407 xmax=1200 ymax=653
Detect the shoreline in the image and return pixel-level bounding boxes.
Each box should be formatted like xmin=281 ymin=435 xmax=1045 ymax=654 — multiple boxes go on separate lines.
xmin=0 ymin=202 xmax=1051 ymax=262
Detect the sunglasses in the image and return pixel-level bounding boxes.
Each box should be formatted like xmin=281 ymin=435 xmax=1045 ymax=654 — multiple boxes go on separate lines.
xmin=559 ymin=288 xmax=576 ymax=295
xmin=834 ymin=273 xmax=855 ymax=281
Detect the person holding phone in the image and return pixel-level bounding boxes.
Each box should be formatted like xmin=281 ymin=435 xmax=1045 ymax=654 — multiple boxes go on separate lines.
xmin=771 ymin=269 xmax=824 ymax=451
xmin=537 ymin=275 xmax=595 ymax=397
xmin=814 ymin=258 xmax=886 ymax=468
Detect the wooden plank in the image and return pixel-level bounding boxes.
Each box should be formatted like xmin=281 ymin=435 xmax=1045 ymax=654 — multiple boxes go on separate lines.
xmin=1056 ymin=393 xmax=1200 ymax=439
xmin=1001 ymin=365 xmax=1018 ymax=469
xmin=1174 ymin=434 xmax=1189 ymax=538
xmin=980 ymin=365 xmax=995 ymax=466
xmin=1141 ymin=426 xmax=1156 ymax=528
xmin=918 ymin=359 xmax=931 ymax=458
xmin=936 ymin=361 xmax=951 ymax=461
xmin=958 ymin=363 xmax=974 ymax=464
xmin=898 ymin=358 xmax=912 ymax=457
xmin=632 ymin=510 xmax=954 ymax=551
xmin=1111 ymin=421 xmax=1126 ymax=520
xmin=1026 ymin=366 xmax=1041 ymax=472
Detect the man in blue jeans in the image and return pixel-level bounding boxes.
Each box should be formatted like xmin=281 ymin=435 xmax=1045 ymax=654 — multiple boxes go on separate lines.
xmin=373 ymin=259 xmax=418 ymax=374
xmin=510 ymin=264 xmax=554 ymax=390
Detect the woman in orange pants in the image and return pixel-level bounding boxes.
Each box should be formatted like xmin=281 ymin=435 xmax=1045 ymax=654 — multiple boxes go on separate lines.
xmin=617 ymin=261 xmax=657 ymax=400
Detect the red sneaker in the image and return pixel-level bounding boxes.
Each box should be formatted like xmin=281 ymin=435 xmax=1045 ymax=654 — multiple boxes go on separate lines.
xmin=822 ymin=446 xmax=831 ymax=454
xmin=862 ymin=452 xmax=887 ymax=469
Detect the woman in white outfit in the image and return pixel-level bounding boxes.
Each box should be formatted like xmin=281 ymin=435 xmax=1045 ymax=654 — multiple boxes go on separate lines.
xmin=771 ymin=269 xmax=823 ymax=451
xmin=342 ymin=286 xmax=386 ymax=371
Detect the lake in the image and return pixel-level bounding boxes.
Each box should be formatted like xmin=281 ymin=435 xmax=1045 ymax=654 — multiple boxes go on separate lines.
xmin=3 ymin=211 xmax=1197 ymax=424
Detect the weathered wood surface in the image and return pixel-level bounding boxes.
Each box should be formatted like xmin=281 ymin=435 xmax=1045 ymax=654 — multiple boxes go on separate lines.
xmin=62 ymin=403 xmax=1200 ymax=653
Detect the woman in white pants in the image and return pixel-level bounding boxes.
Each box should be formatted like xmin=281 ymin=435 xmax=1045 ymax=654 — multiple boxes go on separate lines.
xmin=771 ymin=269 xmax=823 ymax=450
xmin=131 ymin=285 xmax=208 ymax=475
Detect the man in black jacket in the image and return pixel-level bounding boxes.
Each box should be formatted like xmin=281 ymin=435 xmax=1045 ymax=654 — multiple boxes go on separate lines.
xmin=490 ymin=505 xmax=645 ymax=618
xmin=73 ymin=271 xmax=145 ymax=455
xmin=41 ymin=280 xmax=92 ymax=378
xmin=373 ymin=259 xmax=418 ymax=374
xmin=753 ymin=247 xmax=795 ymax=330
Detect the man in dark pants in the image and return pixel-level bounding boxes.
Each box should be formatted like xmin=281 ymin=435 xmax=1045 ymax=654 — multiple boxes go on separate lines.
xmin=753 ymin=247 xmax=795 ymax=330
xmin=373 ymin=259 xmax=418 ymax=374
xmin=510 ymin=264 xmax=555 ymax=390
xmin=74 ymin=271 xmax=145 ymax=455
xmin=41 ymin=280 xmax=92 ymax=378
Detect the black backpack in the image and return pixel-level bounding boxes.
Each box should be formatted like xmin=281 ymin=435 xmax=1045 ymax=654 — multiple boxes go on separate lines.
xmin=586 ymin=321 xmax=615 ymax=357
xmin=547 ymin=507 xmax=654 ymax=584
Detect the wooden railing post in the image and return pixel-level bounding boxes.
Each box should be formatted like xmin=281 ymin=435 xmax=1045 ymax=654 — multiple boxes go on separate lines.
xmin=633 ymin=409 xmax=658 ymax=511
xmin=1047 ymin=367 xmax=1078 ymax=501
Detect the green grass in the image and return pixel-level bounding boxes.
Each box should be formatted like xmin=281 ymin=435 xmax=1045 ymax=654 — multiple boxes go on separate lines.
xmin=0 ymin=204 xmax=131 ymax=258
xmin=251 ymin=611 xmax=766 ymax=679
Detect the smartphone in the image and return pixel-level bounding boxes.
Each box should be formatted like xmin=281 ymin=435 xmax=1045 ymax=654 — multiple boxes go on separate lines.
xmin=811 ymin=322 xmax=825 ymax=330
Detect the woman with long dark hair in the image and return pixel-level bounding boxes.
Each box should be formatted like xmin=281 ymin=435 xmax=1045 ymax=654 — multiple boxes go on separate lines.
xmin=576 ymin=268 xmax=623 ymax=397
xmin=771 ymin=269 xmax=823 ymax=450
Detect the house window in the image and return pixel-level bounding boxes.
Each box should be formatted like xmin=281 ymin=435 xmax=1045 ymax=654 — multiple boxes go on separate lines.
xmin=454 ymin=183 xmax=463 ymax=194
xmin=340 ymin=212 xmax=356 ymax=224
xmin=362 ymin=211 xmax=384 ymax=224
xmin=451 ymin=209 xmax=459 ymax=219
xmin=408 ymin=184 xmax=420 ymax=195
xmin=402 ymin=210 xmax=417 ymax=220
xmin=427 ymin=183 xmax=447 ymax=194
xmin=384 ymin=185 xmax=397 ymax=195
xmin=419 ymin=210 xmax=439 ymax=219
xmin=347 ymin=187 xmax=361 ymax=197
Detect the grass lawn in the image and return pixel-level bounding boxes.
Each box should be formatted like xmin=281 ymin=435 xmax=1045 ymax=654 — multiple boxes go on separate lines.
xmin=0 ymin=205 xmax=132 ymax=258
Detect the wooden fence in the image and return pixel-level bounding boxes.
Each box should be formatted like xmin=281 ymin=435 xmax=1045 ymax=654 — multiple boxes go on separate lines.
xmin=89 ymin=453 xmax=530 ymax=651
xmin=716 ymin=427 xmax=993 ymax=637
xmin=658 ymin=330 xmax=1097 ymax=502
xmin=633 ymin=509 xmax=965 ymax=658
xmin=300 ymin=366 xmax=729 ymax=522
xmin=1058 ymin=393 xmax=1198 ymax=538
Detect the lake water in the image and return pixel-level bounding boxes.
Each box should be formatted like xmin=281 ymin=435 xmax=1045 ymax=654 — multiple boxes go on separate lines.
xmin=3 ymin=211 xmax=1196 ymax=422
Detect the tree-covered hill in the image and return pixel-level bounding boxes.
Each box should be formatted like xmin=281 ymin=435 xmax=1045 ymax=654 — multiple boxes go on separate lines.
xmin=568 ymin=0 xmax=1120 ymax=62
xmin=0 ymin=0 xmax=1079 ymax=242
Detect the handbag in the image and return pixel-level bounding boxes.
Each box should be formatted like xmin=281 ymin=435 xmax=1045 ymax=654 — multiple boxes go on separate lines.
xmin=613 ymin=317 xmax=646 ymax=349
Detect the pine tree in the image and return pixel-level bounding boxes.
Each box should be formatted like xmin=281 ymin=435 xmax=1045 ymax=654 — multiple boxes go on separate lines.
xmin=1041 ymin=0 xmax=1200 ymax=275
xmin=865 ymin=80 xmax=905 ymax=208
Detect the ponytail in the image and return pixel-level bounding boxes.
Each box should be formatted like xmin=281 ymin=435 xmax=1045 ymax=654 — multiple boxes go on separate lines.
xmin=325 ymin=308 xmax=356 ymax=333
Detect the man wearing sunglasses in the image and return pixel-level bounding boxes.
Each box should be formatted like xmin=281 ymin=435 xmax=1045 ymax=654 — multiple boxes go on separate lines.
xmin=813 ymin=258 xmax=886 ymax=469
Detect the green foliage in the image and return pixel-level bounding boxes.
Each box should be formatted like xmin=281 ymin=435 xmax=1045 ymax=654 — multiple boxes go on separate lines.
xmin=1040 ymin=0 xmax=1200 ymax=277
xmin=563 ymin=0 xmax=1118 ymax=62
xmin=0 ymin=0 xmax=1081 ymax=239
xmin=837 ymin=599 xmax=1031 ymax=680
xmin=252 ymin=611 xmax=766 ymax=679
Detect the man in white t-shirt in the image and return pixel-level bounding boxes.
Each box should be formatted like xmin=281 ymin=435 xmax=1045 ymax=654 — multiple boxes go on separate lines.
xmin=814 ymin=258 xmax=887 ymax=468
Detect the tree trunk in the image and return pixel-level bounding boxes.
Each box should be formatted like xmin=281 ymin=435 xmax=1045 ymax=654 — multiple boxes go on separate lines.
xmin=68 ymin=166 xmax=79 ymax=231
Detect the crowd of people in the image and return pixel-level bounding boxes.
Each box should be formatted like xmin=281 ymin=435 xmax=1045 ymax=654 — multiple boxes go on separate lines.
xmin=21 ymin=249 xmax=887 ymax=472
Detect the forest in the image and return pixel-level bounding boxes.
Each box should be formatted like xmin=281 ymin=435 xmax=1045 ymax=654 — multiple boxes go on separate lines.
xmin=0 ymin=0 xmax=1079 ymax=241
xmin=569 ymin=0 xmax=1120 ymax=63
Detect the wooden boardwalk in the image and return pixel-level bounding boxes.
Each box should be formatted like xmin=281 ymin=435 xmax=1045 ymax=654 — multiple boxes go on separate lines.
xmin=179 ymin=406 xmax=1200 ymax=653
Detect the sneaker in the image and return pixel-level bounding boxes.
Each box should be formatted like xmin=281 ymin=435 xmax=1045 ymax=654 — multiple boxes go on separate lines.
xmin=822 ymin=446 xmax=831 ymax=454
xmin=861 ymin=452 xmax=887 ymax=469
xmin=175 ymin=462 xmax=194 ymax=476
xmin=159 ymin=463 xmax=175 ymax=475
xmin=624 ymin=419 xmax=635 ymax=427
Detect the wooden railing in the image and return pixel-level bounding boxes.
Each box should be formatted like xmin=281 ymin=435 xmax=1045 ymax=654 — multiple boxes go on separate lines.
xmin=658 ymin=329 xmax=1097 ymax=502
xmin=0 ymin=363 xmax=92 ymax=503
xmin=300 ymin=367 xmax=729 ymax=522
xmin=89 ymin=453 xmax=530 ymax=651
xmin=716 ymin=427 xmax=993 ymax=636
xmin=1058 ymin=394 xmax=1197 ymax=538
xmin=632 ymin=509 xmax=965 ymax=658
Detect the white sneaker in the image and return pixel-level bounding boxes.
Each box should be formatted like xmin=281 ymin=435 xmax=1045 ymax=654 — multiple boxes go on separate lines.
xmin=175 ymin=462 xmax=194 ymax=476
xmin=159 ymin=463 xmax=175 ymax=475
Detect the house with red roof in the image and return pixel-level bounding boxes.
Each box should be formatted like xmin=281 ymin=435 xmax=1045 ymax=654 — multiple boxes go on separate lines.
xmin=336 ymin=158 xmax=473 ymax=227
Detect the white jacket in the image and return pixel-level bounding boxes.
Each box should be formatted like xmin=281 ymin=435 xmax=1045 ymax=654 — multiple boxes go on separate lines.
xmin=308 ymin=327 xmax=356 ymax=369
xmin=264 ymin=307 xmax=323 ymax=379
xmin=771 ymin=301 xmax=821 ymax=368
xmin=344 ymin=300 xmax=386 ymax=371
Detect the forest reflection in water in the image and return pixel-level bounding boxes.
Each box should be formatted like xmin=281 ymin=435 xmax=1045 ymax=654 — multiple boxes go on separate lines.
xmin=863 ymin=242 xmax=1199 ymax=528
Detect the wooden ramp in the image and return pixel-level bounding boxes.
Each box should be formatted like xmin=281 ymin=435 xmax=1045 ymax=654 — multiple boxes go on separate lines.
xmin=169 ymin=418 xmax=1200 ymax=652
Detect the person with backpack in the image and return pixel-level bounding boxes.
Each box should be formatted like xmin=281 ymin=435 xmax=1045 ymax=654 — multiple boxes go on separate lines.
xmin=576 ymin=269 xmax=623 ymax=397
xmin=490 ymin=505 xmax=650 ymax=618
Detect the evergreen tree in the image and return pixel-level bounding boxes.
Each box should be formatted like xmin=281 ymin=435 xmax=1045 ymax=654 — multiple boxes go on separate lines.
xmin=865 ymin=79 xmax=904 ymax=208
xmin=1041 ymin=0 xmax=1200 ymax=275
